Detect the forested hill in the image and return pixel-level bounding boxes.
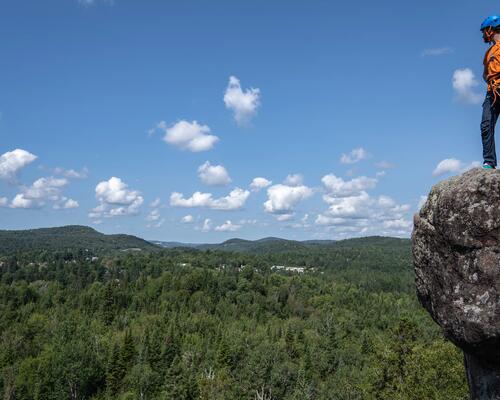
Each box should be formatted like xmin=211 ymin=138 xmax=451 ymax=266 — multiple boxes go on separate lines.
xmin=0 ymin=225 xmax=160 ymax=254
xmin=153 ymin=235 xmax=410 ymax=254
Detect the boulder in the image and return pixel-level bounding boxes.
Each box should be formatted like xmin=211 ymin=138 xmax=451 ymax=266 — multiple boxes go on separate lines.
xmin=413 ymin=168 xmax=500 ymax=399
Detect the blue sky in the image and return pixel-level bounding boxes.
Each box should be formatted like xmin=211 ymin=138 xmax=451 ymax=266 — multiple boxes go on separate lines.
xmin=0 ymin=0 xmax=497 ymax=242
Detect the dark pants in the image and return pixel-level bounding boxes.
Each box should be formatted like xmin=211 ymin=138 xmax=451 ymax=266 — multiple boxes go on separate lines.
xmin=481 ymin=92 xmax=500 ymax=166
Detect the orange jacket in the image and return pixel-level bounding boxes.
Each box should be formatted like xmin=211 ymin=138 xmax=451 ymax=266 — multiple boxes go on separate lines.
xmin=484 ymin=41 xmax=500 ymax=91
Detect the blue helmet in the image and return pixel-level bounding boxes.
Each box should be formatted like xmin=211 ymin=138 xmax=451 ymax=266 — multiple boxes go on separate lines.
xmin=481 ymin=15 xmax=500 ymax=31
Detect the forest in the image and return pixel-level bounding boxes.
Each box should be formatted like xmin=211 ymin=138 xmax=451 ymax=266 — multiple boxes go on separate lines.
xmin=0 ymin=237 xmax=468 ymax=399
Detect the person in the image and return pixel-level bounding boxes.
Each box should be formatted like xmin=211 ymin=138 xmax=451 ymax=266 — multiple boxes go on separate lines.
xmin=481 ymin=16 xmax=500 ymax=169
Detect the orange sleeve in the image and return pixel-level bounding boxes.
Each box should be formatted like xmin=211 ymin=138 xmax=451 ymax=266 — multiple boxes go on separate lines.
xmin=490 ymin=47 xmax=500 ymax=76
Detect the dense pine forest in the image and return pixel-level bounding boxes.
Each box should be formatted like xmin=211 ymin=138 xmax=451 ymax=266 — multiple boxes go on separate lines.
xmin=0 ymin=233 xmax=468 ymax=399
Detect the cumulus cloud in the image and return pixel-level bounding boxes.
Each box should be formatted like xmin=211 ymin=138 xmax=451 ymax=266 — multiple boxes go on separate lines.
xmin=224 ymin=76 xmax=261 ymax=125
xmin=22 ymin=177 xmax=68 ymax=201
xmin=198 ymin=161 xmax=231 ymax=186
xmin=10 ymin=177 xmax=74 ymax=210
xmin=452 ymin=69 xmax=482 ymax=104
xmin=90 ymin=177 xmax=143 ymax=219
xmin=317 ymin=191 xmax=412 ymax=234
xmin=0 ymin=149 xmax=37 ymax=183
xmin=316 ymin=172 xmax=412 ymax=237
xmin=181 ymin=214 xmax=194 ymax=223
xmin=432 ymin=158 xmax=480 ymax=177
xmin=158 ymin=120 xmax=219 ymax=152
xmin=170 ymin=188 xmax=250 ymax=210
xmin=53 ymin=197 xmax=79 ymax=210
xmin=250 ymin=177 xmax=272 ymax=191
xmin=284 ymin=174 xmax=303 ymax=186
xmin=340 ymin=148 xmax=368 ymax=164
xmin=11 ymin=194 xmax=37 ymax=209
xmin=321 ymin=191 xmax=373 ymax=219
xmin=321 ymin=174 xmax=377 ymax=197
xmin=214 ymin=220 xmax=242 ymax=232
xmin=421 ymin=47 xmax=453 ymax=57
xmin=264 ymin=183 xmax=313 ymax=216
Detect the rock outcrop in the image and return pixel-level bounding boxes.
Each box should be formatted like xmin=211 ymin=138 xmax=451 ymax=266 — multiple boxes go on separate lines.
xmin=413 ymin=168 xmax=500 ymax=399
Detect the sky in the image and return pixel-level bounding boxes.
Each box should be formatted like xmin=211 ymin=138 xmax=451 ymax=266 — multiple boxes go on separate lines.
xmin=0 ymin=0 xmax=497 ymax=242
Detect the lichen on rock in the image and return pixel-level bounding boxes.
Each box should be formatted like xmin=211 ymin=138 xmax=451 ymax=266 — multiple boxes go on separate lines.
xmin=413 ymin=168 xmax=500 ymax=398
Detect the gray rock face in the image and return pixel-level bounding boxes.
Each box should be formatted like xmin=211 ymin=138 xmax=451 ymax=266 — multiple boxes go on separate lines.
xmin=413 ymin=168 xmax=500 ymax=398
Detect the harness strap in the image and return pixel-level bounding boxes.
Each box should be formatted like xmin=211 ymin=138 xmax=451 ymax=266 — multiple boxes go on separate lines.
xmin=490 ymin=79 xmax=500 ymax=105
xmin=485 ymin=27 xmax=496 ymax=43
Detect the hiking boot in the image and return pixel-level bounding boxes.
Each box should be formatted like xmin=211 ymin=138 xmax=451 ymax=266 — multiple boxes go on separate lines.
xmin=483 ymin=162 xmax=496 ymax=169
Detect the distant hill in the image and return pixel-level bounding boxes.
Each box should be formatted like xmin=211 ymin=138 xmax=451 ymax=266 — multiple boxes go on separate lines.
xmin=151 ymin=235 xmax=409 ymax=254
xmin=0 ymin=225 xmax=160 ymax=254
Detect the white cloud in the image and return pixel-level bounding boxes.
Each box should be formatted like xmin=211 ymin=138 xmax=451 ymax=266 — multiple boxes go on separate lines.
xmin=214 ymin=220 xmax=242 ymax=232
xmin=146 ymin=208 xmax=165 ymax=228
xmin=146 ymin=209 xmax=161 ymax=222
xmin=150 ymin=197 xmax=161 ymax=208
xmin=421 ymin=47 xmax=453 ymax=57
xmin=10 ymin=177 xmax=72 ymax=209
xmin=145 ymin=206 xmax=165 ymax=228
xmin=432 ymin=158 xmax=480 ymax=177
xmin=383 ymin=218 xmax=412 ymax=230
xmin=11 ymin=194 xmax=38 ymax=209
xmin=250 ymin=177 xmax=272 ymax=191
xmin=0 ymin=149 xmax=37 ymax=182
xmin=340 ymin=148 xmax=368 ymax=164
xmin=148 ymin=219 xmax=165 ymax=228
xmin=181 ymin=214 xmax=194 ymax=223
xmin=159 ymin=120 xmax=219 ymax=152
xmin=315 ymin=215 xmax=348 ymax=226
xmin=199 ymin=218 xmax=212 ymax=232
xmin=170 ymin=191 xmax=212 ymax=208
xmin=53 ymin=197 xmax=79 ymax=210
xmin=321 ymin=174 xmax=377 ymax=197
xmin=433 ymin=158 xmax=462 ymax=176
xmin=0 ymin=197 xmax=7 ymax=207
xmin=170 ymin=188 xmax=250 ymax=210
xmin=464 ymin=161 xmax=482 ymax=170
xmin=22 ymin=177 xmax=68 ymax=201
xmin=90 ymin=177 xmax=143 ymax=219
xmin=322 ymin=191 xmax=372 ymax=219
xmin=208 ymin=188 xmax=249 ymax=210
xmin=452 ymin=68 xmax=482 ymax=104
xmin=276 ymin=213 xmax=294 ymax=221
xmin=317 ymin=174 xmax=413 ymax=237
xmin=198 ymin=161 xmax=231 ymax=186
xmin=264 ymin=183 xmax=313 ymax=215
xmin=284 ymin=174 xmax=303 ymax=186
xmin=53 ymin=167 xmax=88 ymax=179
xmin=224 ymin=76 xmax=261 ymax=125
